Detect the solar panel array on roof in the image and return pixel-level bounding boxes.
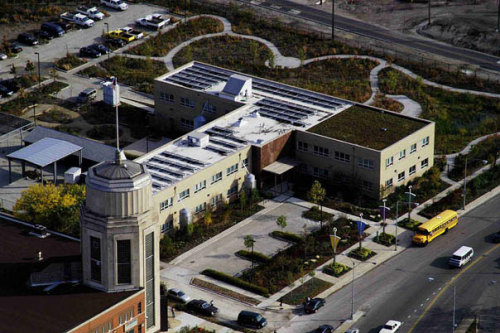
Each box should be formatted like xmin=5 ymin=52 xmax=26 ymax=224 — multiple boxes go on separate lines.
xmin=252 ymin=79 xmax=343 ymax=110
xmin=164 ymin=63 xmax=232 ymax=90
xmin=205 ymin=128 xmax=248 ymax=145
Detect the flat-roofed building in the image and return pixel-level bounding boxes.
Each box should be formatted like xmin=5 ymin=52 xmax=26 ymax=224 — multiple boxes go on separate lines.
xmin=149 ymin=62 xmax=434 ymax=229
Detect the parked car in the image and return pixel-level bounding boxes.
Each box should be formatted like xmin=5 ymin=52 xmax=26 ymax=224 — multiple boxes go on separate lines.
xmin=315 ymin=325 xmax=334 ymax=333
xmin=167 ymin=288 xmax=190 ymax=303
xmin=8 ymin=43 xmax=23 ymax=53
xmin=345 ymin=329 xmax=360 ymax=333
xmin=0 ymin=79 xmax=21 ymax=92
xmin=79 ymin=46 xmax=101 ymax=58
xmin=136 ymin=13 xmax=170 ymax=29
xmin=18 ymin=33 xmax=39 ymax=45
xmin=304 ymin=298 xmax=325 ymax=314
xmin=106 ymin=30 xmax=135 ymax=43
xmin=0 ymin=84 xmax=14 ymax=97
xmin=104 ymin=37 xmax=126 ymax=48
xmin=52 ymin=20 xmax=74 ymax=32
xmin=237 ymin=311 xmax=267 ymax=329
xmin=187 ymin=299 xmax=218 ymax=316
xmin=491 ymin=230 xmax=500 ymax=243
xmin=89 ymin=43 xmax=110 ymax=54
xmin=0 ymin=53 xmax=7 ymax=60
xmin=77 ymin=6 xmax=105 ymax=20
xmin=379 ymin=320 xmax=402 ymax=333
xmin=41 ymin=22 xmax=65 ymax=37
xmin=77 ymin=88 xmax=97 ymax=103
xmin=100 ymin=0 xmax=128 ymax=11
xmin=36 ymin=30 xmax=54 ymax=40
xmin=120 ymin=26 xmax=144 ymax=39
xmin=60 ymin=12 xmax=95 ymax=28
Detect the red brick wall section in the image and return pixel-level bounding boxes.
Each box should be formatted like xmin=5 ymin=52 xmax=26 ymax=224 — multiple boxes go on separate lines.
xmin=70 ymin=291 xmax=145 ymax=333
xmin=253 ymin=132 xmax=294 ymax=186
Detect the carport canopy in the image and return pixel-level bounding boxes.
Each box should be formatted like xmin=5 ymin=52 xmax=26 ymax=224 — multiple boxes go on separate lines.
xmin=262 ymin=157 xmax=300 ymax=175
xmin=7 ymin=137 xmax=83 ymax=183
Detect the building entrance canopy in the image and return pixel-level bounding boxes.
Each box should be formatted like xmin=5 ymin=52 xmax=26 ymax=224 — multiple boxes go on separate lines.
xmin=262 ymin=157 xmax=300 ymax=175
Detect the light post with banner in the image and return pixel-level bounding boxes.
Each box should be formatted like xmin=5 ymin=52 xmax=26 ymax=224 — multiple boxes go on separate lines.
xmin=330 ymin=227 xmax=340 ymax=266
xmin=356 ymin=213 xmax=367 ymax=250
xmin=379 ymin=199 xmax=390 ymax=237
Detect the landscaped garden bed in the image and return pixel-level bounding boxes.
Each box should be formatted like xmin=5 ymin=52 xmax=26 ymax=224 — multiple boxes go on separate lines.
xmin=37 ymin=108 xmax=72 ymax=124
xmin=126 ymin=16 xmax=223 ymax=57
xmin=236 ymin=250 xmax=271 ymax=263
xmin=397 ymin=218 xmax=422 ymax=231
xmin=55 ymin=54 xmax=87 ymax=71
xmin=280 ymin=278 xmax=332 ymax=305
xmin=191 ymin=277 xmax=260 ymax=305
xmin=379 ymin=67 xmax=500 ymax=154
xmin=201 ymin=269 xmax=269 ymax=297
xmin=348 ymin=247 xmax=376 ymax=261
xmin=270 ymin=230 xmax=302 ymax=243
xmin=371 ymin=93 xmax=404 ymax=112
xmin=302 ymin=206 xmax=334 ymax=222
xmin=322 ymin=262 xmax=351 ymax=278
xmin=78 ymin=56 xmax=167 ymax=94
xmin=373 ymin=232 xmax=395 ymax=247
xmin=420 ymin=166 xmax=500 ymax=219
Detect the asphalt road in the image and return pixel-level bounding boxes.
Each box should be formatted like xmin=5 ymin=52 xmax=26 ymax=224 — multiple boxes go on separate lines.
xmin=237 ymin=0 xmax=500 ymax=72
xmin=279 ymin=193 xmax=500 ymax=333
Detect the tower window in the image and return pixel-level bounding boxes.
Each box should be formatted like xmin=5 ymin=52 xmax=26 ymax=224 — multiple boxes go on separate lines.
xmin=117 ymin=240 xmax=131 ymax=284
xmin=90 ymin=236 xmax=101 ymax=283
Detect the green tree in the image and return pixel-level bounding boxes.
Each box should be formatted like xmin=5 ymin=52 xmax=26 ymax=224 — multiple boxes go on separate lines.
xmin=268 ymin=52 xmax=275 ymax=68
xmin=49 ymin=68 xmax=59 ymax=83
xmin=244 ymin=235 xmax=255 ymax=254
xmin=250 ymin=188 xmax=260 ymax=205
xmin=307 ymin=180 xmax=326 ymax=229
xmin=9 ymin=63 xmax=16 ymax=77
xmin=239 ymin=190 xmax=247 ymax=212
xmin=276 ymin=214 xmax=287 ymax=231
xmin=160 ymin=235 xmax=175 ymax=259
xmin=13 ymin=183 xmax=86 ymax=236
xmin=204 ymin=209 xmax=212 ymax=226
xmin=185 ymin=223 xmax=194 ymax=238
xmin=25 ymin=60 xmax=35 ymax=74
xmin=298 ymin=47 xmax=305 ymax=66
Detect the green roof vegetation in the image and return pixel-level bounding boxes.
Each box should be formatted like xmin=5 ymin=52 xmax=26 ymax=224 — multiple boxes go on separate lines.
xmin=308 ymin=105 xmax=428 ymax=150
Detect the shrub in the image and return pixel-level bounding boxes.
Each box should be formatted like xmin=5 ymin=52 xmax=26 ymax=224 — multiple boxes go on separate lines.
xmin=348 ymin=247 xmax=376 ymax=261
xmin=302 ymin=206 xmax=333 ymax=222
xmin=201 ymin=269 xmax=269 ymax=296
xmin=373 ymin=233 xmax=395 ymax=246
xmin=397 ymin=218 xmax=422 ymax=231
xmin=236 ymin=250 xmax=271 ymax=263
xmin=160 ymin=235 xmax=175 ymax=258
xmin=270 ymin=230 xmax=303 ymax=243
xmin=322 ymin=262 xmax=351 ymax=277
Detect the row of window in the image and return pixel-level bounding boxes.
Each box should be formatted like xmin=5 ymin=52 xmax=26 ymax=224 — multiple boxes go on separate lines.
xmin=180 ymin=118 xmax=194 ymax=129
xmin=159 ymin=92 xmax=174 ymax=103
xmin=388 ymin=136 xmax=430 ymax=167
xmin=180 ymin=97 xmax=195 ymax=108
xmin=310 ymin=166 xmax=374 ymax=192
xmin=298 ymin=141 xmax=374 ymax=168
xmin=386 ymin=158 xmax=429 ymax=188
xmin=90 ymin=238 xmax=131 ymax=285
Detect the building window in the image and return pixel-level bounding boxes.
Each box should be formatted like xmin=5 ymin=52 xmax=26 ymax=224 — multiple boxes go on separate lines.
xmin=138 ymin=325 xmax=142 ymax=333
xmin=90 ymin=236 xmax=101 ymax=283
xmin=399 ymin=149 xmax=406 ymax=160
xmin=178 ymin=189 xmax=190 ymax=201
xmin=386 ymin=156 xmax=394 ymax=167
xmin=362 ymin=180 xmax=373 ymax=191
xmin=313 ymin=167 xmax=328 ymax=179
xmin=227 ymin=185 xmax=238 ymax=197
xmin=211 ymin=194 xmax=223 ymax=207
xmin=297 ymin=141 xmax=309 ymax=152
xmin=226 ymin=163 xmax=238 ymax=176
xmin=195 ymin=203 xmax=206 ymax=214
xmin=203 ymin=102 xmax=216 ymax=114
xmin=334 ymin=151 xmax=350 ymax=163
xmin=422 ymin=136 xmax=429 ymax=147
xmin=180 ymin=118 xmax=194 ymax=129
xmin=358 ymin=158 xmax=374 ymax=170
xmin=160 ymin=197 xmax=173 ymax=211
xmin=386 ymin=178 xmax=393 ymax=188
xmin=180 ymin=97 xmax=195 ymax=108
xmin=145 ymin=233 xmax=155 ymax=328
xmin=241 ymin=158 xmax=249 ymax=168
xmin=194 ymin=180 xmax=206 ymax=193
xmin=160 ymin=92 xmax=174 ymax=103
xmin=398 ymin=171 xmax=405 ymax=182
xmin=211 ymin=172 xmax=222 ymax=184
xmin=421 ymin=158 xmax=429 ymax=168
xmin=410 ymin=143 xmax=417 ymax=154
xmin=138 ymin=302 xmax=142 ymax=314
xmin=161 ymin=218 xmax=173 ymax=233
xmin=117 ymin=240 xmax=131 ymax=284
xmin=314 ymin=145 xmax=329 ymax=157
xmin=409 ymin=165 xmax=416 ymax=175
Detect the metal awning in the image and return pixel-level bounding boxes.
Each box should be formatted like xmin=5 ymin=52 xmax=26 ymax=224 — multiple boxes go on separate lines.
xmin=8 ymin=138 xmax=82 ymax=168
xmin=262 ymin=157 xmax=300 ymax=175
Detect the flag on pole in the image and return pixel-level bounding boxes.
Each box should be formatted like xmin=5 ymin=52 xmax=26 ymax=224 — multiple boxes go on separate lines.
xmin=329 ymin=234 xmax=341 ymax=252
xmin=356 ymin=220 xmax=367 ymax=236
xmin=379 ymin=206 xmax=391 ymax=220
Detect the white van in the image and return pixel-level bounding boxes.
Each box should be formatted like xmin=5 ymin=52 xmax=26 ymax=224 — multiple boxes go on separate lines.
xmin=449 ymin=246 xmax=473 ymax=267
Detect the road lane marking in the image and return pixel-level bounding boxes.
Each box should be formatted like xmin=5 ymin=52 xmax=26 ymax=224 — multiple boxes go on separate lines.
xmin=407 ymin=243 xmax=500 ymax=333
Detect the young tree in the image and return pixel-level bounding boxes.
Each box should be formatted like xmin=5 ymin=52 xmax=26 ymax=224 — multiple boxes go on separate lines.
xmin=276 ymin=214 xmax=287 ymax=231
xmin=239 ymin=190 xmax=247 ymax=212
xmin=268 ymin=52 xmax=275 ymax=68
xmin=307 ymin=180 xmax=326 ymax=229
xmin=244 ymin=235 xmax=255 ymax=254
xmin=49 ymin=68 xmax=59 ymax=83
xmin=25 ymin=60 xmax=35 ymax=75
xmin=9 ymin=64 xmax=17 ymax=77
xmin=203 ymin=209 xmax=212 ymax=226
xmin=250 ymin=188 xmax=260 ymax=205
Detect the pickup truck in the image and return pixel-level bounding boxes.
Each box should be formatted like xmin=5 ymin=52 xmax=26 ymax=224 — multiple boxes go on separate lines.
xmin=60 ymin=12 xmax=95 ymax=28
xmin=76 ymin=6 xmax=105 ymax=20
xmin=136 ymin=14 xmax=170 ymax=30
xmin=120 ymin=27 xmax=144 ymax=39
xmin=100 ymin=0 xmax=128 ymax=11
xmin=106 ymin=30 xmax=136 ymax=43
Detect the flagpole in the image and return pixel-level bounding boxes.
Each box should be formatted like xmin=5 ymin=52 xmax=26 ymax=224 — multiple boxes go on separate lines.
xmin=359 ymin=213 xmax=363 ymax=250
xmin=333 ymin=227 xmax=337 ymax=266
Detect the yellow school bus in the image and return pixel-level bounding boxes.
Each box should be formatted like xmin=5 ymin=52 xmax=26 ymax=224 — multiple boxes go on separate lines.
xmin=412 ymin=210 xmax=458 ymax=246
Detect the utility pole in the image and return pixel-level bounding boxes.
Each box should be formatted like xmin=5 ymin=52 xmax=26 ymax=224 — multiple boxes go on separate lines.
xmin=395 ymin=201 xmax=399 ymax=251
xmin=34 ymin=52 xmax=41 ymax=89
xmin=452 ymin=285 xmax=456 ymax=331
xmin=463 ymin=156 xmax=467 ymax=210
xmin=405 ymin=185 xmax=416 ymax=223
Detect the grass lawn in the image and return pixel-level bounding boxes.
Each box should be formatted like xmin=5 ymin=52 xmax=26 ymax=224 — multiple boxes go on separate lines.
xmin=280 ymin=278 xmax=332 ymax=305
xmin=379 ymin=67 xmax=500 ymax=154
xmin=421 ymin=166 xmax=500 ymax=219
xmin=126 ymin=16 xmax=223 ymax=57
xmin=78 ymin=56 xmax=167 ymax=94
xmin=55 ymin=54 xmax=87 ymax=71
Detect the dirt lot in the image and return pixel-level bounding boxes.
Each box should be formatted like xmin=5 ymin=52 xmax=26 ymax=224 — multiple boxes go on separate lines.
xmin=303 ymin=0 xmax=500 ymax=56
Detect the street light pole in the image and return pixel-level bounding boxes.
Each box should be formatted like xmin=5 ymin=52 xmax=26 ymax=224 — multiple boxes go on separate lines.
xmin=359 ymin=213 xmax=363 ymax=250
xmin=104 ymin=22 xmax=109 ymax=34
xmin=395 ymin=201 xmax=399 ymax=251
xmin=462 ymin=156 xmax=468 ymax=210
xmin=405 ymin=185 xmax=416 ymax=223
xmin=351 ymin=261 xmax=355 ymax=320
xmin=34 ymin=52 xmax=41 ymax=89
xmin=452 ymin=285 xmax=456 ymax=331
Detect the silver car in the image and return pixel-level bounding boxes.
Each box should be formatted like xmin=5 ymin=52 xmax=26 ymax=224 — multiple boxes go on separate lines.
xmin=167 ymin=288 xmax=190 ymax=303
xmin=0 ymin=53 xmax=7 ymax=60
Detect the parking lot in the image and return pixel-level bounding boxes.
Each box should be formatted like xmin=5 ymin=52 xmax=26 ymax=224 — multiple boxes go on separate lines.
xmin=0 ymin=2 xmax=168 ymax=80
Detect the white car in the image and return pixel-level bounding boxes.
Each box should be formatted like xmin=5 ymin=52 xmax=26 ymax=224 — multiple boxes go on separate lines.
xmin=0 ymin=53 xmax=7 ymax=60
xmin=167 ymin=288 xmax=190 ymax=303
xmin=100 ymin=0 xmax=128 ymax=11
xmin=379 ymin=320 xmax=402 ymax=333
